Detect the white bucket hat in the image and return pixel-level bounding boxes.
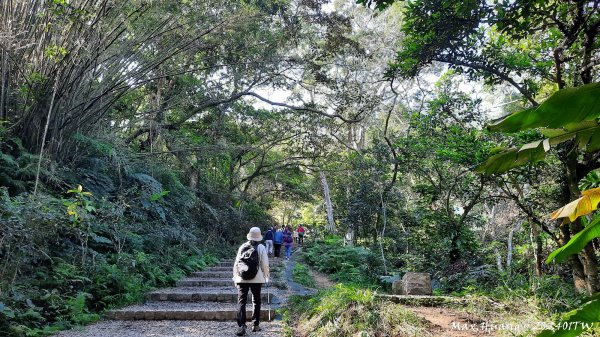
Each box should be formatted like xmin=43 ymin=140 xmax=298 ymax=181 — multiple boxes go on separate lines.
xmin=246 ymin=227 xmax=263 ymax=241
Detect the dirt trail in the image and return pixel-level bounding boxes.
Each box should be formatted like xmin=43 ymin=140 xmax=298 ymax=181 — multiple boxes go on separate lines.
xmin=408 ymin=306 xmax=495 ymax=337
xmin=310 ymin=268 xmax=335 ymax=289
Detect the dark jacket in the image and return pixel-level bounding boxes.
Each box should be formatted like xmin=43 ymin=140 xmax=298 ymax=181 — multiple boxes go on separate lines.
xmin=283 ymin=230 xmax=293 ymax=247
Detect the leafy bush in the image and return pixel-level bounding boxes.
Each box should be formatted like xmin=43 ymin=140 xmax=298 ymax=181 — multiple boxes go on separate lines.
xmin=0 ymin=182 xmax=221 ymax=337
xmin=302 ymin=236 xmax=382 ymax=287
xmin=292 ymin=263 xmax=316 ymax=288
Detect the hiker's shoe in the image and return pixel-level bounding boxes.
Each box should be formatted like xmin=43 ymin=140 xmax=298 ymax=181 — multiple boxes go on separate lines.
xmin=252 ymin=325 xmax=261 ymax=332
xmin=236 ymin=325 xmax=246 ymax=336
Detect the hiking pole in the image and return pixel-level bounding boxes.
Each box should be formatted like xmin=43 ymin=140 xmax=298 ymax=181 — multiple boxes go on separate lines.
xmin=267 ymin=281 xmax=271 ymax=321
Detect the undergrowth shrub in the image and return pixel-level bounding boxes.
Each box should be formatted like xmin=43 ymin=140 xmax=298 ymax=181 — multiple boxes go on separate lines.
xmin=302 ymin=235 xmax=382 ymax=287
xmin=0 ymin=184 xmax=220 ymax=337
xmin=290 ymin=284 xmax=430 ymax=337
xmin=292 ymin=263 xmax=316 ymax=288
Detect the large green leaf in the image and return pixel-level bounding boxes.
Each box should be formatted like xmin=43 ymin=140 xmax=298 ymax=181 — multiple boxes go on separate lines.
xmin=476 ymin=121 xmax=600 ymax=174
xmin=546 ymin=216 xmax=600 ymax=264
xmin=475 ymin=139 xmax=548 ymax=174
xmin=489 ymin=83 xmax=600 ymax=133
xmin=537 ymin=299 xmax=600 ymax=337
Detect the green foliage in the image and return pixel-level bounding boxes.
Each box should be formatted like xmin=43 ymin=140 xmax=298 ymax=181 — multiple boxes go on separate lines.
xmin=488 ymin=84 xmax=600 ymax=133
xmin=292 ymin=263 xmax=316 ymax=289
xmin=473 ymin=81 xmax=600 ymax=335
xmin=302 ymin=238 xmax=382 ymax=287
xmin=390 ymin=0 xmax=486 ymax=79
xmin=64 ymin=185 xmax=95 ymax=224
xmin=477 ymin=84 xmax=600 ymax=174
xmin=0 ymin=248 xmax=217 ymax=336
xmin=537 ymin=299 xmax=600 ymax=337
xmin=289 ymin=284 xmax=430 ymax=337
xmin=579 ymin=171 xmax=600 ymax=191
xmin=71 ymin=134 xmax=115 ymax=157
xmin=66 ymin=293 xmax=100 ymax=325
xmin=473 ymin=274 xmax=581 ymax=314
xmin=149 ymin=190 xmax=170 ymax=202
xmin=547 ymin=217 xmax=600 ymax=265
xmin=0 ymin=172 xmax=226 ymax=336
xmin=0 ymin=140 xmax=38 ymax=195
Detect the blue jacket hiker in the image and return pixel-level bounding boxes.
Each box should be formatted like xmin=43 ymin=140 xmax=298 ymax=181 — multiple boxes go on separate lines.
xmin=273 ymin=228 xmax=284 ymax=258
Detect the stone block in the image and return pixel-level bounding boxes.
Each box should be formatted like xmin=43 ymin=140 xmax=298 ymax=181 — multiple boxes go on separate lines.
xmin=393 ymin=272 xmax=431 ymax=295
xmin=154 ymin=311 xmax=166 ymax=320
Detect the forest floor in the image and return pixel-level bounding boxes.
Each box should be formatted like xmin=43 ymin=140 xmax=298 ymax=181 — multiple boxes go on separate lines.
xmin=408 ymin=306 xmax=494 ymax=337
xmin=294 ymin=249 xmax=494 ymax=337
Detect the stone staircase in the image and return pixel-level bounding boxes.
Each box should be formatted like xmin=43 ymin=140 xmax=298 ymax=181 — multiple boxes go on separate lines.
xmin=107 ymin=259 xmax=284 ymax=322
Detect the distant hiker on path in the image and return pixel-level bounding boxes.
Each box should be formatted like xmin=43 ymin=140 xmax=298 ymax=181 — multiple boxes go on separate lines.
xmin=273 ymin=227 xmax=283 ymax=258
xmin=283 ymin=226 xmax=293 ymax=260
xmin=264 ymin=227 xmax=274 ymax=257
xmin=232 ymin=227 xmax=270 ymax=336
xmin=293 ymin=229 xmax=299 ymax=243
xmin=297 ymin=224 xmax=305 ymax=245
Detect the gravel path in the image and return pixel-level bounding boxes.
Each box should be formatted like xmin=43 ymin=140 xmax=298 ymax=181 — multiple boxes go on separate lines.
xmin=54 ymin=320 xmax=284 ymax=337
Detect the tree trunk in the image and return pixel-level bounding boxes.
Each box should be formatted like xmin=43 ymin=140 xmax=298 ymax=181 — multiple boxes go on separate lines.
xmin=379 ymin=191 xmax=388 ymax=274
xmin=320 ymin=171 xmax=335 ymax=233
xmin=530 ymin=220 xmax=543 ymax=277
xmin=507 ymin=221 xmax=523 ymax=277
xmin=564 ymin=149 xmax=600 ymax=293
xmin=494 ymin=247 xmax=504 ymax=273
xmin=571 ymin=219 xmax=600 ymax=293
xmin=1 ymin=50 xmax=7 ymax=120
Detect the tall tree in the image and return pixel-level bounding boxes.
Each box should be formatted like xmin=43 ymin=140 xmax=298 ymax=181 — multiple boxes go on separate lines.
xmin=363 ymin=0 xmax=600 ymax=293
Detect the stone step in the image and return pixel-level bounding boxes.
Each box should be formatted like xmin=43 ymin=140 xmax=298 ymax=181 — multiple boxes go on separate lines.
xmin=177 ymin=278 xmax=237 ymax=287
xmin=212 ymin=259 xmax=285 ymax=268
xmin=107 ymin=301 xmax=278 ymax=321
xmin=207 ymin=263 xmax=283 ymax=272
xmin=147 ymin=287 xmax=277 ymax=303
xmin=207 ymin=266 xmax=234 ymax=272
xmin=191 ymin=271 xmax=232 ymax=278
xmin=212 ymin=264 xmax=283 ymax=269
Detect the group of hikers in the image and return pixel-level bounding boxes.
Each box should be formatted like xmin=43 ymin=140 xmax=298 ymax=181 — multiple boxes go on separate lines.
xmin=261 ymin=224 xmax=306 ymax=260
xmin=231 ymin=224 xmax=307 ymax=336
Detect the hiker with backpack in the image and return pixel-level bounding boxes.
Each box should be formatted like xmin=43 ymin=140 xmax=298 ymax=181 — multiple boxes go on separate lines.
xmin=273 ymin=226 xmax=283 ymax=258
xmin=263 ymin=227 xmax=274 ymax=257
xmin=283 ymin=226 xmax=293 ymax=260
xmin=297 ymin=224 xmax=305 ymax=245
xmin=232 ymin=227 xmax=270 ymax=336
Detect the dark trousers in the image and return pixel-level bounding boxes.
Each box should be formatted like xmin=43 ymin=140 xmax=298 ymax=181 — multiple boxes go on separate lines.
xmin=236 ymin=283 xmax=262 ymax=327
xmin=273 ymin=243 xmax=282 ymax=257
